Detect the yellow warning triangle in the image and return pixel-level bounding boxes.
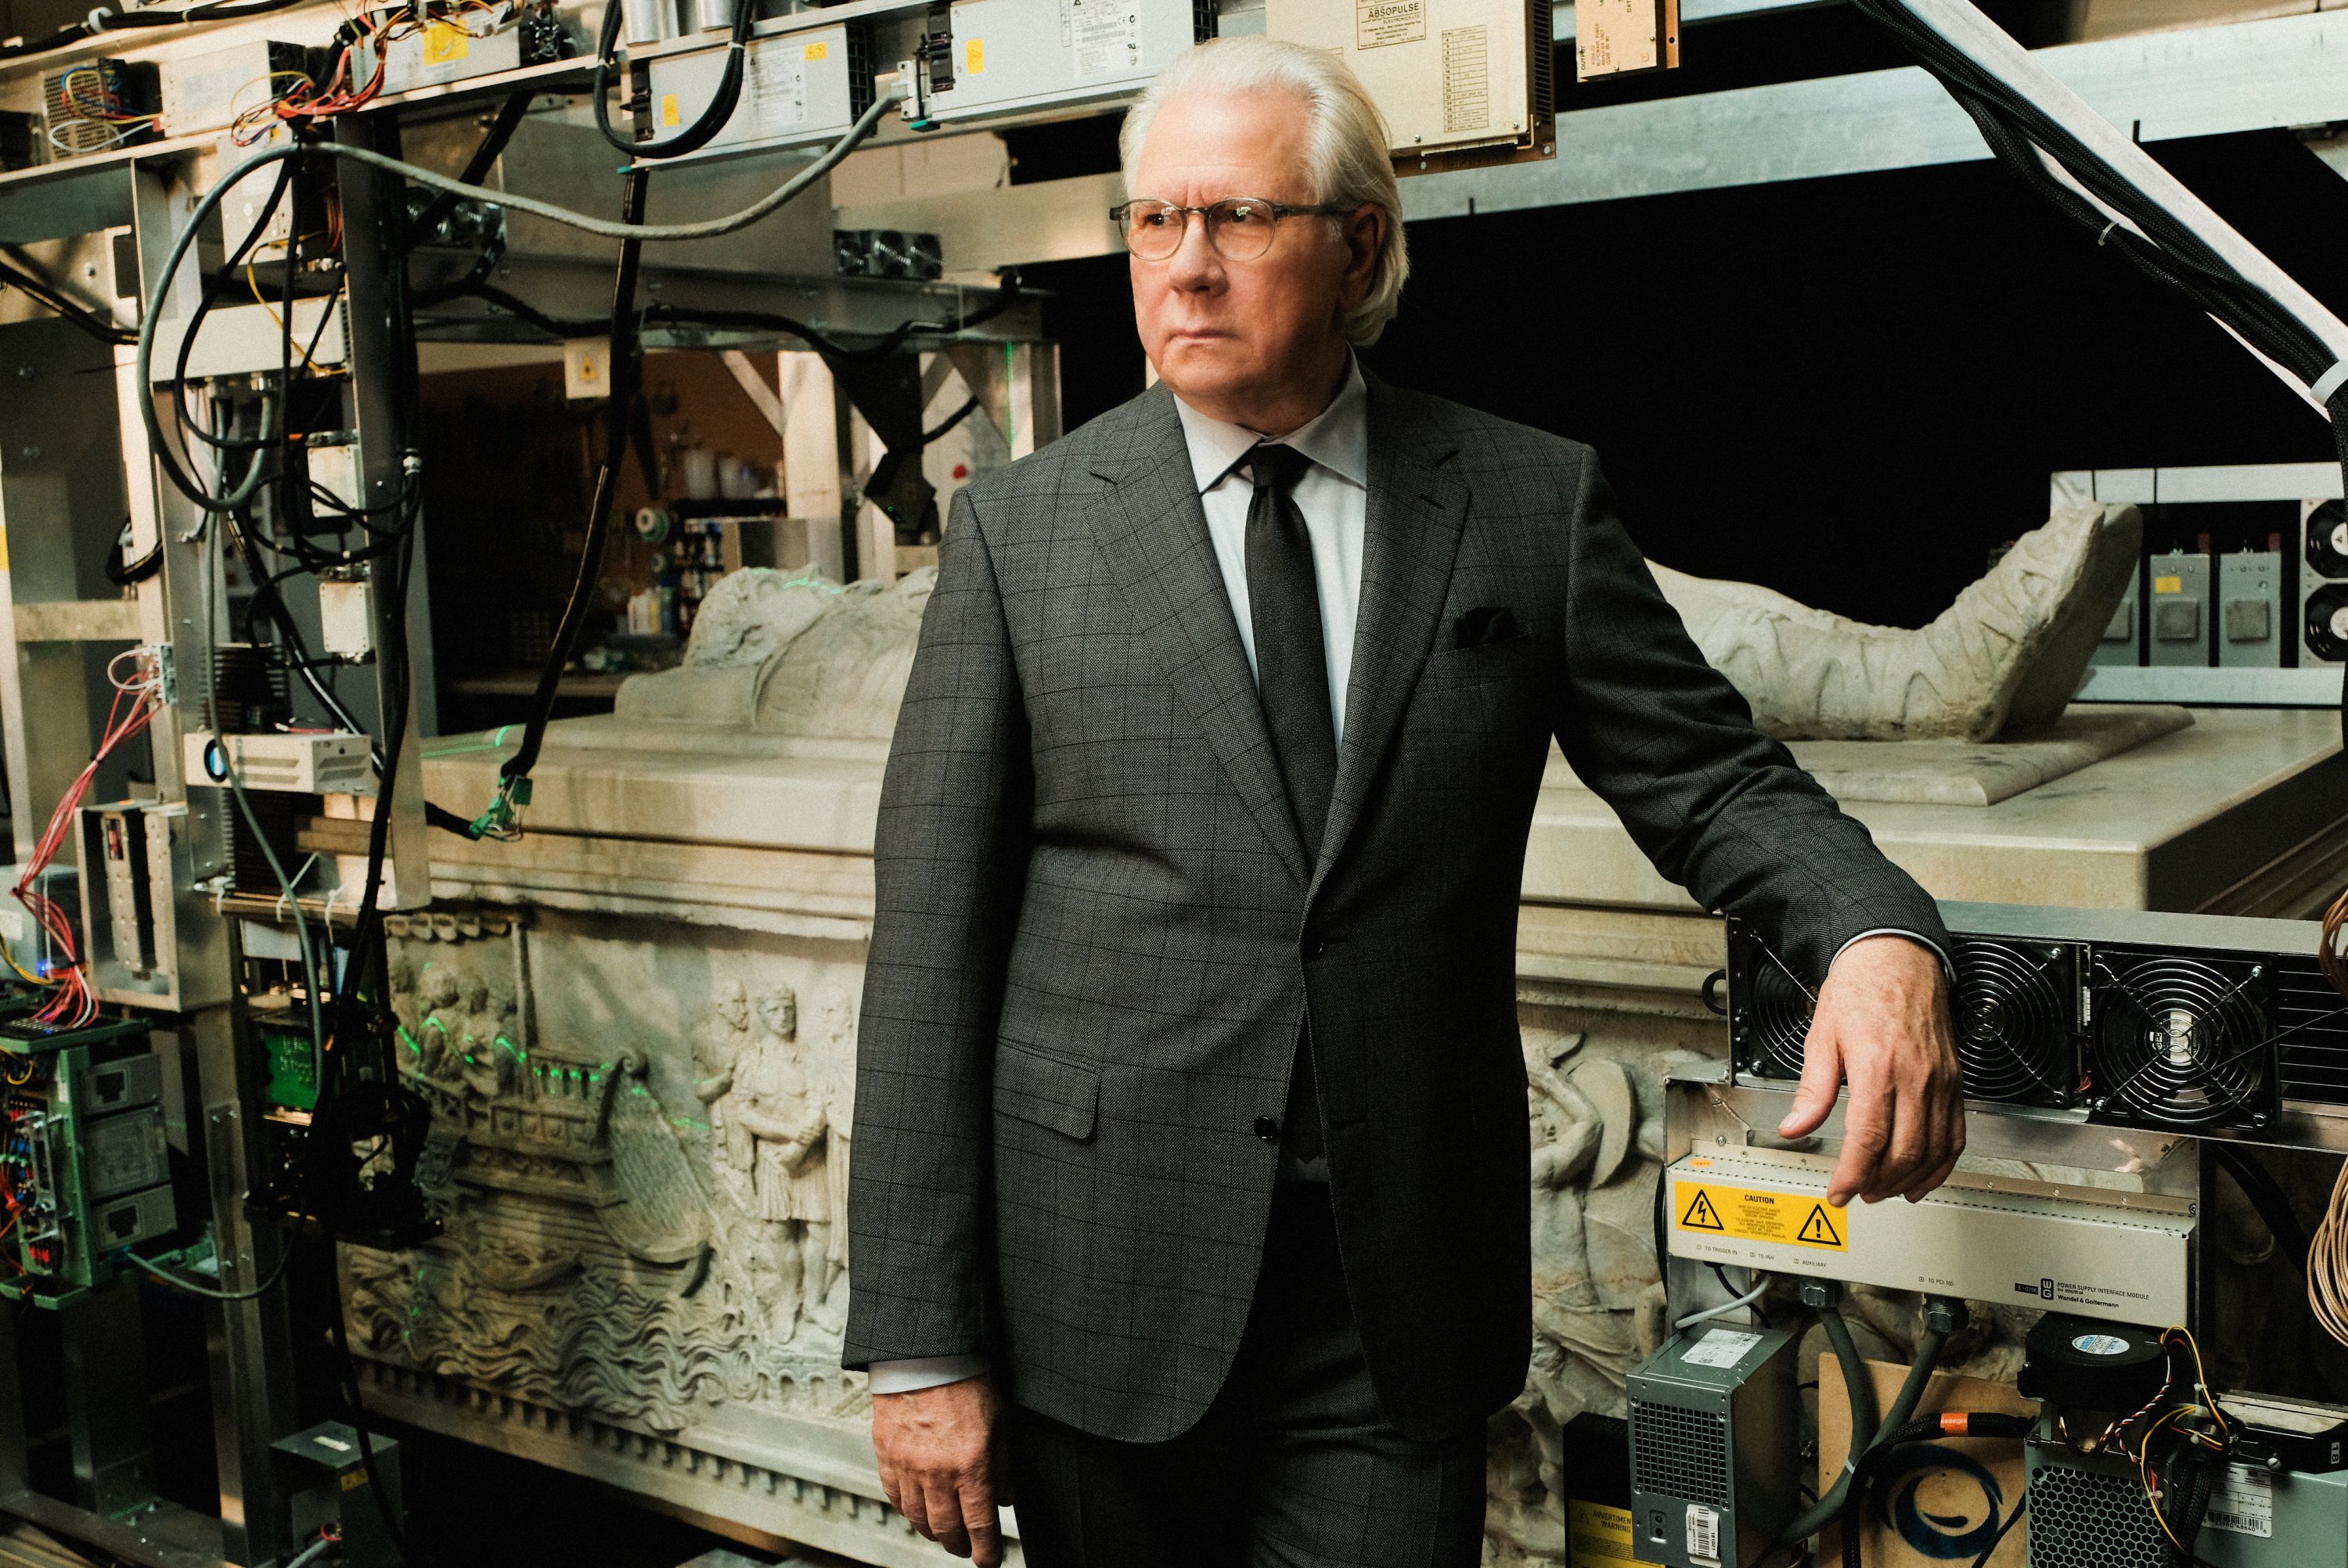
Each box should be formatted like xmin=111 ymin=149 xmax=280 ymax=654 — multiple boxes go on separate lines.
xmin=1680 ymin=1190 xmax=1725 ymax=1231
xmin=1797 ymin=1203 xmax=1844 ymax=1246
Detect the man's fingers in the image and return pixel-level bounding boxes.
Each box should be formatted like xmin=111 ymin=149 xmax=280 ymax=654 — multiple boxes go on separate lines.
xmin=1828 ymin=1069 xmax=1889 ymax=1207
xmin=1903 ymin=1153 xmax=1958 ymax=1204
xmin=962 ymin=1481 xmax=1005 ymax=1568
xmin=896 ymin=1476 xmax=934 ymax=1542
xmin=1780 ymin=1020 xmax=1845 ymax=1138
xmin=924 ymin=1476 xmax=974 ymax=1558
xmin=1868 ymin=1081 xmax=1934 ymax=1202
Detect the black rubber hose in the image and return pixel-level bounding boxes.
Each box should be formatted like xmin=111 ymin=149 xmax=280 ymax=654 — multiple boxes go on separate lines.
xmin=2211 ymin=1142 xmax=2310 ymax=1278
xmin=1844 ymin=1413 xmax=2033 ymax=1568
xmin=1779 ymin=1314 xmax=1953 ymax=1548
xmin=590 ymin=0 xmax=753 ymax=160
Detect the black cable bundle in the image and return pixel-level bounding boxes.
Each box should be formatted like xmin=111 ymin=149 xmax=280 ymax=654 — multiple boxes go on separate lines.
xmin=1846 ymin=0 xmax=2348 ymax=748
xmin=589 ymin=0 xmax=754 ymax=159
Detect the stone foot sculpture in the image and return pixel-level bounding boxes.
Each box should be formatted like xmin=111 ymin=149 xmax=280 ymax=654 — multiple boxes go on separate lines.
xmin=1648 ymin=503 xmax=2142 ymax=743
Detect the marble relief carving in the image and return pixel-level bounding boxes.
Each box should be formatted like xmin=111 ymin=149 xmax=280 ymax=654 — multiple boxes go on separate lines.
xmin=345 ymin=914 xmax=866 ymax=1441
xmin=1485 ymin=1014 xmax=1717 ymax=1568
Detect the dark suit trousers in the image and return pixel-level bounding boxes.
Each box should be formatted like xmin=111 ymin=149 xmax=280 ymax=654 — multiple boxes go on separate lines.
xmin=1007 ymin=1185 xmax=1486 ymax=1567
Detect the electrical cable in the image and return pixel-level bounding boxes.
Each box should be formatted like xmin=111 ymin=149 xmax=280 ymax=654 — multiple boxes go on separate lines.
xmin=0 ymin=0 xmax=313 ymax=59
xmin=1968 ymin=1495 xmax=2022 ymax=1568
xmin=124 ymin=1244 xmax=290 ymax=1301
xmin=2209 ymin=1142 xmax=2307 ymax=1278
xmin=470 ymin=167 xmax=650 ymax=840
xmin=924 ymin=394 xmax=981 ymax=444
xmin=1779 ymin=1306 xmax=1955 ymax=1549
xmin=1840 ymin=1412 xmax=2033 ymax=1568
xmin=588 ymin=0 xmax=754 ymax=160
xmin=1676 ymin=1271 xmax=1770 ymax=1330
xmin=2310 ymin=1155 xmax=2348 ymax=1348
xmin=283 ymin=1533 xmax=339 ymax=1568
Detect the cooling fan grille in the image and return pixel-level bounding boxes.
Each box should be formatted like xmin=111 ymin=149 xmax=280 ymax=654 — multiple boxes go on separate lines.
xmin=1728 ymin=924 xmax=1817 ymax=1081
xmin=2088 ymin=951 xmax=2275 ymax=1131
xmin=1950 ymin=938 xmax=2080 ymax=1106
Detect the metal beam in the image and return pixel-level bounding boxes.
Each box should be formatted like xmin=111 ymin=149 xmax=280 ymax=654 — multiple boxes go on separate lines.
xmin=1403 ymin=9 xmax=2348 ymax=218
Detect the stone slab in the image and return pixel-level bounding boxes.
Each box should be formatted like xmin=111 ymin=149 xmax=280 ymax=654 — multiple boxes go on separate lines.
xmin=1525 ymin=706 xmax=2346 ymax=916
xmin=1784 ymin=703 xmax=2191 ymax=807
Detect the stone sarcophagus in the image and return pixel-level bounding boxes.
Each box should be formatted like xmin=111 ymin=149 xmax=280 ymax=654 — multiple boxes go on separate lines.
xmin=367 ymin=553 xmax=2347 ymax=1565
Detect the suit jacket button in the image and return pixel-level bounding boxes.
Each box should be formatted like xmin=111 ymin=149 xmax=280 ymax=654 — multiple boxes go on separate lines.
xmin=1253 ymin=1115 xmax=1280 ymax=1142
xmin=1308 ymin=940 xmax=1329 ymax=959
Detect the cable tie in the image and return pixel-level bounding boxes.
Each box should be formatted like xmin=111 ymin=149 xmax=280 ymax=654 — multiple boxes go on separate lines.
xmin=83 ymin=5 xmax=111 ymax=28
xmin=2313 ymin=360 xmax=2348 ymax=408
xmin=2097 ymin=221 xmax=2118 ymax=246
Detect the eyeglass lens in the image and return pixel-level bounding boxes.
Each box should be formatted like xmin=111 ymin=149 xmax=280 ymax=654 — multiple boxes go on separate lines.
xmin=1123 ymin=200 xmax=1281 ymax=261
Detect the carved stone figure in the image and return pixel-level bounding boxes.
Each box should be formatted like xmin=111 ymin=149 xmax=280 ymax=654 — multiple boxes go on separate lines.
xmin=614 ymin=567 xmax=937 ymax=739
xmin=415 ymin=966 xmax=464 ymax=1084
xmin=1651 ymin=503 xmax=2141 ymax=742
xmin=722 ymin=984 xmax=841 ymax=1337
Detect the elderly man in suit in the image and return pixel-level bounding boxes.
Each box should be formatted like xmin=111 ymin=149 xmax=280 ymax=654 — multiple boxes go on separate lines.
xmin=844 ymin=34 xmax=1964 ymax=1568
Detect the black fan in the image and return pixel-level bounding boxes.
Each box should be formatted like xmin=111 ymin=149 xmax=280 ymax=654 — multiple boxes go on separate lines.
xmin=1729 ymin=923 xmax=1817 ymax=1081
xmin=2089 ymin=953 xmax=2275 ymax=1131
xmin=1950 ymin=938 xmax=2080 ymax=1106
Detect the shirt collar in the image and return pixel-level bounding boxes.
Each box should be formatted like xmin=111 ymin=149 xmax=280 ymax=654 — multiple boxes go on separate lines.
xmin=1171 ymin=355 xmax=1370 ymax=494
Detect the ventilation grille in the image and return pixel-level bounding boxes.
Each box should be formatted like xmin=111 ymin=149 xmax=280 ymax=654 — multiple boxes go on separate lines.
xmin=1727 ymin=922 xmax=1815 ymax=1082
xmin=1950 ymin=937 xmax=2080 ymax=1106
xmin=1630 ymin=1399 xmax=1729 ymax=1506
xmin=2087 ymin=950 xmax=2274 ymax=1131
xmin=2027 ymin=1458 xmax=2169 ymax=1568
xmin=2273 ymin=955 xmax=2348 ymax=1105
xmin=1192 ymin=0 xmax=1217 ymax=42
xmin=1525 ymin=0 xmax=1554 ymax=129
xmin=847 ymin=24 xmax=875 ymax=117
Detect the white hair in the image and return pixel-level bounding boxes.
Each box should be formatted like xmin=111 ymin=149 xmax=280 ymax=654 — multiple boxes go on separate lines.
xmin=1120 ymin=34 xmax=1410 ymax=347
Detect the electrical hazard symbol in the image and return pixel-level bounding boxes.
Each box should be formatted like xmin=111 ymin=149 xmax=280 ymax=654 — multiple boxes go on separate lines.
xmin=1671 ymin=1176 xmax=1849 ymax=1252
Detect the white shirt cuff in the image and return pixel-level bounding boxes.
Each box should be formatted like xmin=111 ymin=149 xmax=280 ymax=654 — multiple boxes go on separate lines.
xmin=1833 ymin=927 xmax=1955 ymax=984
xmin=866 ymin=1355 xmax=989 ymax=1395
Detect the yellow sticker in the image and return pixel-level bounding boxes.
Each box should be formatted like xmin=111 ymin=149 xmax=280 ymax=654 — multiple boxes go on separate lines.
xmin=1568 ymin=1498 xmax=1662 ymax=1566
xmin=421 ymin=20 xmax=470 ymax=64
xmin=965 ymin=36 xmax=985 ymax=73
xmin=2153 ymin=575 xmax=2183 ymax=594
xmin=661 ymin=93 xmax=681 ymax=127
xmin=805 ymin=39 xmax=828 ymax=59
xmin=1674 ymin=1179 xmax=1846 ymax=1250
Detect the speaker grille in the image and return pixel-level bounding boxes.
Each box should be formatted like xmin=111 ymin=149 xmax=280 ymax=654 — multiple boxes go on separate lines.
xmin=1630 ymin=1399 xmax=1729 ymax=1506
xmin=2027 ymin=1458 xmax=2168 ymax=1568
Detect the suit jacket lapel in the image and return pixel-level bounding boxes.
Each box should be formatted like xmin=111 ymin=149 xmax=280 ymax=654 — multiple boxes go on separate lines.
xmin=1309 ymin=378 xmax=1468 ymax=900
xmin=1089 ymin=385 xmax=1313 ymax=887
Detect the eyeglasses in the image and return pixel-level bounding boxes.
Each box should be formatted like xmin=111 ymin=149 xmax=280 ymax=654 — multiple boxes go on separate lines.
xmin=1110 ymin=196 xmax=1357 ymax=261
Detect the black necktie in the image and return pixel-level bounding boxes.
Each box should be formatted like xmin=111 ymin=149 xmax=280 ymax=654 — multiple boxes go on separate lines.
xmin=1244 ymin=443 xmax=1337 ymax=857
xmin=1243 ymin=441 xmax=1334 ymax=1171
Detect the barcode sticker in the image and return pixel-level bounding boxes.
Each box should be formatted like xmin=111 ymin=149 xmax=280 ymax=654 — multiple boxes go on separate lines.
xmin=2202 ymin=1463 xmax=2272 ymax=1538
xmin=1686 ymin=1503 xmax=1722 ymax=1565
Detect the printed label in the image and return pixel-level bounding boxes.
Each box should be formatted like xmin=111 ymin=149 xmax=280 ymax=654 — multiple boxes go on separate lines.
xmin=1686 ymin=1503 xmax=1722 ymax=1566
xmin=1356 ymin=0 xmax=1425 ymax=48
xmin=1681 ymin=1328 xmax=1763 ymax=1369
xmin=1442 ymin=25 xmax=1489 ymax=133
xmin=1675 ymin=1179 xmax=1848 ymax=1251
xmin=660 ymin=93 xmax=680 ymax=127
xmin=2070 ymin=1333 xmax=2131 ymax=1356
xmin=1065 ymin=0 xmax=1142 ymax=79
xmin=1566 ymin=1498 xmax=1662 ymax=1566
xmin=2154 ymin=574 xmax=2184 ymax=594
xmin=747 ymin=44 xmax=811 ymax=131
xmin=804 ymin=39 xmax=827 ymax=59
xmin=964 ymin=37 xmax=984 ymax=73
xmin=2203 ymin=1464 xmax=2272 ymax=1538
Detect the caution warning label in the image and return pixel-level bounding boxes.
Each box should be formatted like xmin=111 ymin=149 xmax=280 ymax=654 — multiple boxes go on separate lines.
xmin=1674 ymin=1178 xmax=1848 ymax=1252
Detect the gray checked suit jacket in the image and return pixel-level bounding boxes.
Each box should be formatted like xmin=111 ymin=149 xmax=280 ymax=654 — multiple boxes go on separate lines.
xmin=842 ymin=374 xmax=1948 ymax=1444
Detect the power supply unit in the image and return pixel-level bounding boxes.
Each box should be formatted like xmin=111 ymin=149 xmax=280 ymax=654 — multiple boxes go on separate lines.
xmin=1627 ymin=1324 xmax=1799 ymax=1568
xmin=1728 ymin=902 xmax=2319 ymax=1131
xmin=2026 ymin=1431 xmax=2348 ymax=1568
xmin=1665 ymin=1150 xmax=2194 ymax=1325
xmin=641 ymin=18 xmax=871 ymax=160
xmin=924 ymin=0 xmax=1212 ymax=126
xmin=41 ymin=59 xmax=160 ymax=160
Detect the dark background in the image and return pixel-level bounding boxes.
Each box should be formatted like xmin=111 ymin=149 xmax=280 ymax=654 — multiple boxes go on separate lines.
xmin=1013 ymin=2 xmax=2348 ymax=632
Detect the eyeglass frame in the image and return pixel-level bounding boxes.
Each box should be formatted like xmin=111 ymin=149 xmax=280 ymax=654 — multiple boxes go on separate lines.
xmin=1109 ymin=196 xmax=1364 ymax=260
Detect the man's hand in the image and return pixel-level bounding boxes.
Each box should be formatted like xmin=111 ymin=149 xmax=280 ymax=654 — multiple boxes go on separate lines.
xmin=872 ymin=1374 xmax=1007 ymax=1565
xmin=1777 ymin=934 xmax=1965 ymax=1207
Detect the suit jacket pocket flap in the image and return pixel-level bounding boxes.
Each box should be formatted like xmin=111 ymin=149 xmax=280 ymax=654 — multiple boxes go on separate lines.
xmin=995 ymin=1041 xmax=1099 ymax=1140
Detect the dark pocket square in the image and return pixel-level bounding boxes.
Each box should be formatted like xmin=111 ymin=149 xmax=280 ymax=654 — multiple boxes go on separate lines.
xmin=1453 ymin=606 xmax=1521 ymax=648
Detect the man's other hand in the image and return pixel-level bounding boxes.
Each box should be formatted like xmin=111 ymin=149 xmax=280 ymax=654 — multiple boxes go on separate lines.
xmin=872 ymin=1373 xmax=1007 ymax=1565
xmin=1776 ymin=934 xmax=1965 ymax=1207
